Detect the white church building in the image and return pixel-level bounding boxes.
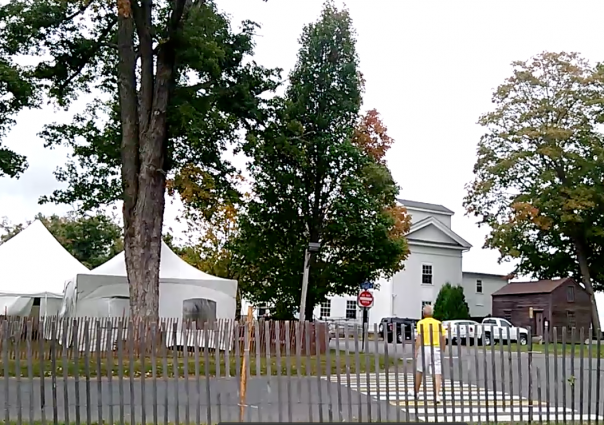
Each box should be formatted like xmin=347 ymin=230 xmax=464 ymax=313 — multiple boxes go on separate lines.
xmin=242 ymin=199 xmax=509 ymax=326
xmin=311 ymin=199 xmax=509 ymax=327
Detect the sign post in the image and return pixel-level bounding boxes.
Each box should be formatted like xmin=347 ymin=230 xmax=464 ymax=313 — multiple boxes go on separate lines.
xmin=357 ymin=290 xmax=374 ymax=350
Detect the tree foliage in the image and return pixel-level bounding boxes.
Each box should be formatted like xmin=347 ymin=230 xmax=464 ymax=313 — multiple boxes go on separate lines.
xmin=0 ymin=58 xmax=34 ymax=178
xmin=464 ymin=51 xmax=604 ymax=331
xmin=234 ymin=2 xmax=410 ymax=320
xmin=0 ymin=0 xmax=279 ymax=317
xmin=172 ymin=203 xmax=239 ymax=280
xmin=0 ymin=212 xmax=123 ymax=269
xmin=433 ymin=283 xmax=470 ymax=322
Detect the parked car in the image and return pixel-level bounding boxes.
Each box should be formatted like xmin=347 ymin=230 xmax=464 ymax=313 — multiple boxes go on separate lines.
xmin=379 ymin=317 xmax=418 ymax=342
xmin=480 ymin=317 xmax=529 ymax=345
xmin=442 ymin=320 xmax=481 ymax=345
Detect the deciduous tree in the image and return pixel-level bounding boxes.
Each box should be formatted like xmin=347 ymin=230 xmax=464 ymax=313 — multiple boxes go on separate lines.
xmin=464 ymin=52 xmax=604 ymax=332
xmin=0 ymin=0 xmax=278 ymax=318
xmin=235 ymin=2 xmax=409 ymax=320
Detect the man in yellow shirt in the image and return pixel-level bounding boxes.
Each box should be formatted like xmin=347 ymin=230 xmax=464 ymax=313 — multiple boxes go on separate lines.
xmin=414 ymin=305 xmax=445 ymax=402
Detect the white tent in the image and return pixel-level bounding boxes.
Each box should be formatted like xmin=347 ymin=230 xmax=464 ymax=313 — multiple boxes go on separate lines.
xmin=61 ymin=241 xmax=237 ymax=318
xmin=60 ymin=241 xmax=237 ymax=349
xmin=0 ymin=220 xmax=89 ymax=316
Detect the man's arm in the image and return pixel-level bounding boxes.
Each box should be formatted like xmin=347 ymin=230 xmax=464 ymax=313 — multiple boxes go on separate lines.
xmin=415 ymin=330 xmax=421 ymax=356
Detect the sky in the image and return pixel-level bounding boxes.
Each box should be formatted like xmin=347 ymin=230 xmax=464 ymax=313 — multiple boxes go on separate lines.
xmin=1 ymin=0 xmax=603 ymax=276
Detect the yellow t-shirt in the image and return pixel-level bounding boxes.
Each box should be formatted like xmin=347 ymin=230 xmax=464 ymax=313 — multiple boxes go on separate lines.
xmin=417 ymin=317 xmax=443 ymax=346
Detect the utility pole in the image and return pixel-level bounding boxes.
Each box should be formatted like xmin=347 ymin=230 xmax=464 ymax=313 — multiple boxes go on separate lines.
xmin=299 ymin=242 xmax=321 ymax=322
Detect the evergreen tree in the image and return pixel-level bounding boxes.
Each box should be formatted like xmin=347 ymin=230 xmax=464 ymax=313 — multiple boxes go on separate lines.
xmin=433 ymin=283 xmax=471 ymax=321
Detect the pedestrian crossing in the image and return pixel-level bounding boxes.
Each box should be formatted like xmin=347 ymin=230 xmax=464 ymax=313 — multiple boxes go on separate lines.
xmin=326 ymin=373 xmax=603 ymax=422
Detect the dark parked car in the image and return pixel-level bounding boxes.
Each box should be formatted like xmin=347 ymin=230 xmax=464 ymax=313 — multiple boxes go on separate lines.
xmin=379 ymin=317 xmax=418 ymax=342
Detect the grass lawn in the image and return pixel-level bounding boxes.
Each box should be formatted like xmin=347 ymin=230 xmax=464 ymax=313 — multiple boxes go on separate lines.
xmin=0 ymin=350 xmax=400 ymax=378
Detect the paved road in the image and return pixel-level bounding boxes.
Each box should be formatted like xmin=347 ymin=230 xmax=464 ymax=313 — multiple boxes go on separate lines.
xmin=0 ymin=376 xmax=398 ymax=423
xmin=330 ymin=338 xmax=604 ymax=420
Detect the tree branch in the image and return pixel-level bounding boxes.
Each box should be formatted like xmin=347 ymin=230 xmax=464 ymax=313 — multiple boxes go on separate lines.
xmin=63 ymin=1 xmax=93 ymax=23
xmin=55 ymin=20 xmax=117 ymax=98
xmin=131 ymin=0 xmax=154 ymax=137
xmin=117 ymin=0 xmax=140 ymax=226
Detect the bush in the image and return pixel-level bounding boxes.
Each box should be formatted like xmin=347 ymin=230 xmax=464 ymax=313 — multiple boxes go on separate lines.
xmin=433 ymin=283 xmax=470 ymax=321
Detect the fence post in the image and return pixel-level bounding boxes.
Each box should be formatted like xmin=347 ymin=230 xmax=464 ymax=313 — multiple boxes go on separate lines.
xmin=239 ymin=307 xmax=253 ymax=422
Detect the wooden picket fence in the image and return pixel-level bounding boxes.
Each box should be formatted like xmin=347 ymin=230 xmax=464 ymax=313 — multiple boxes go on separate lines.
xmin=0 ymin=317 xmax=602 ymax=424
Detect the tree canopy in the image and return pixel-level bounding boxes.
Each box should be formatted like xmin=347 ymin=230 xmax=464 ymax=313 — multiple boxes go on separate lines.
xmin=0 ymin=59 xmax=33 ymax=178
xmin=234 ymin=2 xmax=410 ymax=320
xmin=433 ymin=283 xmax=470 ymax=322
xmin=0 ymin=212 xmax=123 ymax=269
xmin=464 ymin=51 xmax=604 ymax=331
xmin=0 ymin=0 xmax=279 ymax=317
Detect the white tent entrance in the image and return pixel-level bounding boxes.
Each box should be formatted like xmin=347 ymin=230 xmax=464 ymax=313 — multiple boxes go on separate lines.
xmin=60 ymin=241 xmax=238 ymax=350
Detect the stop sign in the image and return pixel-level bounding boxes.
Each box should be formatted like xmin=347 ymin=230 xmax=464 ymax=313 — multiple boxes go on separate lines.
xmin=357 ymin=290 xmax=374 ymax=308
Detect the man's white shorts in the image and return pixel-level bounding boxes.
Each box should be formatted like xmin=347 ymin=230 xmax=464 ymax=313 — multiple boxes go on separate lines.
xmin=416 ymin=346 xmax=442 ymax=375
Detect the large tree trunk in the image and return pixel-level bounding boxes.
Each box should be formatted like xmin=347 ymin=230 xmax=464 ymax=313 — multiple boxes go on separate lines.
xmin=116 ymin=0 xmax=183 ymax=319
xmin=124 ymin=154 xmax=166 ymax=319
xmin=574 ymin=237 xmax=601 ymax=336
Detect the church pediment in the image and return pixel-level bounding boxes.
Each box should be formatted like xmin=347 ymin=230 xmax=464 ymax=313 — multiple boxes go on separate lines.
xmin=406 ymin=217 xmax=472 ymax=250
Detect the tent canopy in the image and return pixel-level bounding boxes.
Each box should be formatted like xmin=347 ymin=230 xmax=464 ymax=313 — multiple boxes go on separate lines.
xmin=90 ymin=241 xmax=234 ymax=283
xmin=62 ymin=241 xmax=237 ymax=320
xmin=0 ymin=220 xmax=88 ymax=297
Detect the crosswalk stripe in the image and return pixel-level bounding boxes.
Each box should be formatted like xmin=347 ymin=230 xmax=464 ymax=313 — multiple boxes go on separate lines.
xmin=423 ymin=414 xmax=602 ymax=422
xmin=378 ymin=393 xmax=524 ymax=400
xmin=408 ymin=400 xmax=548 ymax=407
xmin=417 ymin=406 xmax=573 ymax=414
xmin=323 ymin=372 xmax=604 ymax=421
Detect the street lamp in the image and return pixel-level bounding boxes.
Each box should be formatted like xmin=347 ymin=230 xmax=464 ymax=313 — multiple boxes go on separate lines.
xmin=299 ymin=242 xmax=320 ymax=322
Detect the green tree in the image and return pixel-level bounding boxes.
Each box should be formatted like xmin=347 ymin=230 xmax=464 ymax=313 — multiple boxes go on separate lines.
xmin=165 ymin=200 xmax=242 ymax=317
xmin=0 ymin=212 xmax=123 ymax=269
xmin=0 ymin=0 xmax=279 ymax=318
xmin=234 ymin=2 xmax=409 ymax=320
xmin=464 ymin=52 xmax=604 ymax=332
xmin=0 ymin=59 xmax=35 ymax=178
xmin=433 ymin=283 xmax=470 ymax=321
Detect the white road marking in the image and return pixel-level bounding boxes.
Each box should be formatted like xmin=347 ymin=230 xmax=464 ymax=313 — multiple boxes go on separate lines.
xmin=324 ymin=373 xmax=603 ymax=422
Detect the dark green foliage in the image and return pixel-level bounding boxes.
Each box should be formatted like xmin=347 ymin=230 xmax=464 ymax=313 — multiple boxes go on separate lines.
xmin=0 ymin=0 xmax=279 ymax=211
xmin=0 ymin=59 xmax=36 ymax=178
xmin=234 ymin=2 xmax=409 ymax=319
xmin=433 ymin=283 xmax=470 ymax=322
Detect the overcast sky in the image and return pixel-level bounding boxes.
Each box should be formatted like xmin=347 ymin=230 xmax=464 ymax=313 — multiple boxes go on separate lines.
xmin=0 ymin=0 xmax=602 ymax=276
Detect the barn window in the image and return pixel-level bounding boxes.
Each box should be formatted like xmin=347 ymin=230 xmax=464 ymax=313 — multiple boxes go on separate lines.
xmin=183 ymin=298 xmax=217 ymax=329
xmin=567 ymin=310 xmax=576 ymax=327
xmin=566 ymin=286 xmax=575 ymax=302
xmin=421 ymin=264 xmax=433 ymax=284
